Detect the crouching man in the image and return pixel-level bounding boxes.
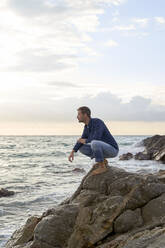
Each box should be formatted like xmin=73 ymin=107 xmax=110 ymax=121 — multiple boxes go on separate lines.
xmin=68 ymin=106 xmax=119 ymax=175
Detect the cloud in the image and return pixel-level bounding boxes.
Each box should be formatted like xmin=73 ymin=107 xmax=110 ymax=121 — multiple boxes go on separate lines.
xmin=132 ymin=18 xmax=150 ymax=28
xmin=0 ymin=0 xmax=126 ymax=72
xmin=46 ymin=81 xmax=82 ymax=88
xmin=112 ymin=9 xmax=120 ymax=22
xmin=104 ymin=39 xmax=118 ymax=47
xmin=1 ymin=48 xmax=77 ymax=72
xmin=8 ymin=0 xmax=68 ymax=17
xmin=0 ymin=91 xmax=164 ymax=122
xmin=109 ymin=24 xmax=136 ymax=31
xmin=121 ymin=31 xmax=149 ymax=38
xmin=8 ymin=0 xmax=127 ymax=18
xmin=154 ymin=16 xmax=165 ymax=24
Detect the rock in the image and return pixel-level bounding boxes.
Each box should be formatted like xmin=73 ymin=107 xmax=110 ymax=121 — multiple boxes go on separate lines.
xmin=154 ymin=148 xmax=165 ymax=162
xmin=4 ymin=164 xmax=165 ymax=248
xmin=72 ymin=168 xmax=86 ymax=173
xmin=5 ymin=216 xmax=42 ymax=248
xmin=120 ymin=135 xmax=165 ymax=163
xmin=141 ymin=192 xmax=165 ymax=224
xmin=134 ymin=151 xmax=151 ymax=160
xmin=33 ymin=204 xmax=79 ymax=248
xmin=119 ymin=152 xmax=133 ymax=160
xmin=0 ymin=188 xmax=15 ymax=197
xmin=152 ymin=169 xmax=165 ymax=184
xmin=143 ymin=134 xmax=164 ymax=149
xmin=97 ymin=224 xmax=165 ymax=248
xmin=114 ymin=208 xmax=143 ymax=233
xmin=138 ymin=134 xmax=165 ymax=163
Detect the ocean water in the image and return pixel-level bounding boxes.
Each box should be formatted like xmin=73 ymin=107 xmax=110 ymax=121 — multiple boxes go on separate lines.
xmin=0 ymin=135 xmax=164 ymax=247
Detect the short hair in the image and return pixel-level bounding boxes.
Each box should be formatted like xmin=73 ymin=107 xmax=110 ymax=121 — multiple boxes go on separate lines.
xmin=77 ymin=106 xmax=91 ymax=118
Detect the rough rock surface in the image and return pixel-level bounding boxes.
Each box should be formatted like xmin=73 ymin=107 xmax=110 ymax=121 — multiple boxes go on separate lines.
xmin=120 ymin=135 xmax=165 ymax=163
xmin=5 ymin=164 xmax=165 ymax=248
xmin=142 ymin=134 xmax=165 ymax=163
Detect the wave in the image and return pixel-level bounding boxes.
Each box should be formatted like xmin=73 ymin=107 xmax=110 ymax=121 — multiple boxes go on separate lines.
xmin=0 ymin=144 xmax=16 ymax=149
xmin=6 ymin=151 xmax=66 ymax=158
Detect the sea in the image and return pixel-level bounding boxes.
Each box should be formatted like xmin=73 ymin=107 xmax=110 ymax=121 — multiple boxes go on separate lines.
xmin=0 ymin=135 xmax=164 ymax=247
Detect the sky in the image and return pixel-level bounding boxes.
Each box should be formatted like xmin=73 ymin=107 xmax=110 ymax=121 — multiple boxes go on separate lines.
xmin=0 ymin=0 xmax=165 ymax=135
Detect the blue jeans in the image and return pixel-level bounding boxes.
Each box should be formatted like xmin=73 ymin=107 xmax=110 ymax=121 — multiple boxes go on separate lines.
xmin=79 ymin=140 xmax=119 ymax=162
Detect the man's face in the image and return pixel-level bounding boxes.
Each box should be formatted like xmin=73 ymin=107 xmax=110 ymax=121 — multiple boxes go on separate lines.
xmin=77 ymin=110 xmax=86 ymax=122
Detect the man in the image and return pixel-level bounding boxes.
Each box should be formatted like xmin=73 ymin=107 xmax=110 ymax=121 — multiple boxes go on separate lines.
xmin=68 ymin=106 xmax=119 ymax=175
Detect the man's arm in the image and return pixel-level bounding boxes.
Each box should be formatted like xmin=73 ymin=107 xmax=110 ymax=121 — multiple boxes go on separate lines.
xmin=85 ymin=119 xmax=104 ymax=143
xmin=73 ymin=126 xmax=88 ymax=152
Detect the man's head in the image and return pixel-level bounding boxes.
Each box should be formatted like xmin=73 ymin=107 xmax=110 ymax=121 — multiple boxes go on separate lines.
xmin=77 ymin=106 xmax=91 ymax=123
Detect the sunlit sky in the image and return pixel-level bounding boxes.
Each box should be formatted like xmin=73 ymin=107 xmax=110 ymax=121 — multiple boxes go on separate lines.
xmin=0 ymin=0 xmax=165 ymax=135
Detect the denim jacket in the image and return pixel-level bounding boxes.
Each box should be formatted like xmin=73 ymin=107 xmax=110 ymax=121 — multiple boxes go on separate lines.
xmin=73 ymin=117 xmax=119 ymax=152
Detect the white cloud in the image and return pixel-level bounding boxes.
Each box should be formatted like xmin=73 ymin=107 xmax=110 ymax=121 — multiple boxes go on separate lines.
xmin=98 ymin=0 xmax=127 ymax=6
xmin=132 ymin=18 xmax=150 ymax=27
xmin=0 ymin=0 xmax=164 ymax=128
xmin=112 ymin=9 xmax=120 ymax=16
xmin=154 ymin=16 xmax=165 ymax=24
xmin=111 ymin=9 xmax=120 ymax=22
xmin=0 ymin=91 xmax=164 ymax=122
xmin=1 ymin=49 xmax=77 ymax=72
xmin=109 ymin=24 xmax=136 ymax=31
xmin=0 ymin=0 xmax=126 ymax=72
xmin=121 ymin=31 xmax=149 ymax=38
xmin=46 ymin=81 xmax=82 ymax=88
xmin=104 ymin=39 xmax=118 ymax=47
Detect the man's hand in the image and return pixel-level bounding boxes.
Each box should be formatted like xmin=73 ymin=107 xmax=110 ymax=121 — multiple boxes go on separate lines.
xmin=68 ymin=139 xmax=86 ymax=162
xmin=68 ymin=150 xmax=74 ymax=162
xmin=77 ymin=138 xmax=86 ymax=144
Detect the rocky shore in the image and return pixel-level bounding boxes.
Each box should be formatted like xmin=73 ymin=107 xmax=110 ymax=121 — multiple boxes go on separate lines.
xmin=4 ymin=134 xmax=165 ymax=248
xmin=119 ymin=134 xmax=165 ymax=163
xmin=5 ymin=165 xmax=165 ymax=248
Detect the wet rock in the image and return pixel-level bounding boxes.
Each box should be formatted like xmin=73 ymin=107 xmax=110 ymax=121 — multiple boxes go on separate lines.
xmin=119 ymin=152 xmax=133 ymax=160
xmin=120 ymin=135 xmax=165 ymax=164
xmin=0 ymin=188 xmax=15 ymax=197
xmin=134 ymin=151 xmax=151 ymax=160
xmin=72 ymin=168 xmax=86 ymax=173
xmin=138 ymin=135 xmax=165 ymax=163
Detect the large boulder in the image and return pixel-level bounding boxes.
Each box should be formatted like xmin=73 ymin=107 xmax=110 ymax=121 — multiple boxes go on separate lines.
xmin=120 ymin=135 xmax=165 ymax=164
xmin=5 ymin=164 xmax=165 ymax=248
xmin=5 ymin=216 xmax=42 ymax=248
xmin=142 ymin=134 xmax=165 ymax=162
xmin=136 ymin=135 xmax=165 ymax=163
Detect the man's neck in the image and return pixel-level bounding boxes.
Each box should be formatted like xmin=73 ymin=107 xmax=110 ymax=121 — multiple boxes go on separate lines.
xmin=84 ymin=117 xmax=91 ymax=125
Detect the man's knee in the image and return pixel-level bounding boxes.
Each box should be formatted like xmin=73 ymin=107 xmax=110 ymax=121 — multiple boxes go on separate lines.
xmin=105 ymin=148 xmax=119 ymax=158
xmin=91 ymin=140 xmax=101 ymax=149
xmin=79 ymin=144 xmax=93 ymax=158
